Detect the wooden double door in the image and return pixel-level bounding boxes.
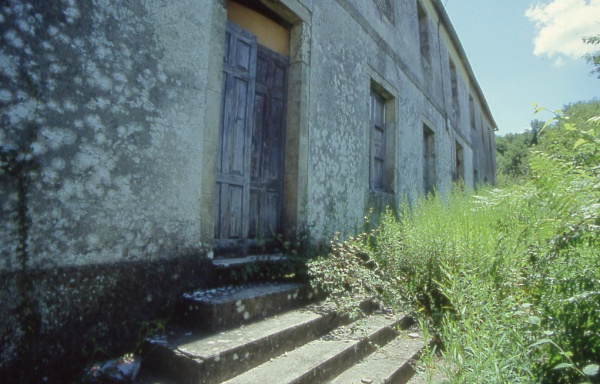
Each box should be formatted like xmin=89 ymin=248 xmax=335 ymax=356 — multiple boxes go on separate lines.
xmin=214 ymin=22 xmax=288 ymax=258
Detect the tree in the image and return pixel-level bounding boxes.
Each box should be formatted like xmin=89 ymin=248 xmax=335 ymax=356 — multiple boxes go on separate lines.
xmin=495 ymin=129 xmax=534 ymax=185
xmin=530 ymin=119 xmax=544 ymax=146
xmin=583 ymin=35 xmax=600 ymax=79
xmin=537 ymin=99 xmax=600 ymax=168
xmin=495 ymin=101 xmax=599 ymax=187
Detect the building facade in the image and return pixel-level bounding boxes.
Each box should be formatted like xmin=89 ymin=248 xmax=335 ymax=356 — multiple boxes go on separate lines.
xmin=0 ymin=0 xmax=496 ymax=380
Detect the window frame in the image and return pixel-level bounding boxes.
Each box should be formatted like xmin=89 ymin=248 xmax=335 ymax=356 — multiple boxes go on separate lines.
xmin=469 ymin=94 xmax=476 ymax=130
xmin=417 ymin=2 xmax=431 ymax=65
xmin=455 ymin=140 xmax=464 ymax=182
xmin=423 ymin=124 xmax=436 ymax=195
xmin=370 ymin=90 xmax=387 ymax=192
xmin=367 ymin=71 xmax=397 ymax=195
xmin=449 ymin=58 xmax=459 ymax=118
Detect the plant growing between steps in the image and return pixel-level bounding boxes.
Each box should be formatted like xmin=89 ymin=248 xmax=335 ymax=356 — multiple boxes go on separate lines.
xmin=227 ymin=221 xmax=320 ymax=283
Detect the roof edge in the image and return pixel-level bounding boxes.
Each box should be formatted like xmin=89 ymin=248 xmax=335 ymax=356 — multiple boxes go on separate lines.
xmin=432 ymin=0 xmax=499 ymax=131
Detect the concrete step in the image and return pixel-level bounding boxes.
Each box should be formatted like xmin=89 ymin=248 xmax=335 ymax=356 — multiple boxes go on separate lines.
xmin=329 ymin=331 xmax=427 ymax=384
xmin=406 ymin=355 xmax=450 ymax=384
xmin=222 ymin=313 xmax=415 ymax=384
xmin=141 ymin=306 xmax=347 ymax=384
xmin=176 ymin=281 xmax=319 ymax=332
xmin=139 ymin=280 xmax=427 ymax=384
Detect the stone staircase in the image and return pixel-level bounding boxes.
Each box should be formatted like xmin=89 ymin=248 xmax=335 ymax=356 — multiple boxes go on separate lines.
xmin=137 ymin=281 xmax=429 ymax=384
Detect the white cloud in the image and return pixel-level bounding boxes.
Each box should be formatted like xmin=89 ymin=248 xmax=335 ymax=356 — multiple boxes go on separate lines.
xmin=526 ymin=0 xmax=600 ymax=65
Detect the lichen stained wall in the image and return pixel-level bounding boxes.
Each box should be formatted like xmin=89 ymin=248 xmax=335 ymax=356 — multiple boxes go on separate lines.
xmin=0 ymin=0 xmax=214 ymax=270
xmin=0 ymin=0 xmax=498 ymax=379
xmin=0 ymin=1 xmax=218 ymax=380
xmin=307 ymin=0 xmax=370 ymax=238
xmin=305 ymin=0 xmax=464 ymax=238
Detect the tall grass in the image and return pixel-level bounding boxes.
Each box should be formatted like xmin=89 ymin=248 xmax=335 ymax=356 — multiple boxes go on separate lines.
xmin=309 ymin=173 xmax=599 ymax=383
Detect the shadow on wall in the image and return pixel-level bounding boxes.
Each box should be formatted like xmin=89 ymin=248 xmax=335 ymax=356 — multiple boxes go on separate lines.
xmin=0 ymin=255 xmax=213 ymax=383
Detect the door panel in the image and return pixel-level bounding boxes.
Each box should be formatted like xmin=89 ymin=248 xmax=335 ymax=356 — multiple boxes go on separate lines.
xmin=215 ymin=22 xmax=287 ymax=258
xmin=218 ymin=75 xmax=250 ymax=176
xmin=215 ymin=22 xmax=257 ymax=256
xmin=248 ymin=46 xmax=288 ymax=252
xmin=251 ymin=92 xmax=266 ymax=180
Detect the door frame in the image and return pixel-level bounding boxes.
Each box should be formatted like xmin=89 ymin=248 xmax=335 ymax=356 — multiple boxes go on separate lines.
xmin=198 ymin=0 xmax=312 ymax=258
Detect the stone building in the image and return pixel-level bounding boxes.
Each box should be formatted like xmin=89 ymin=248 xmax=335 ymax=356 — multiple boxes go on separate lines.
xmin=0 ymin=0 xmax=497 ymax=380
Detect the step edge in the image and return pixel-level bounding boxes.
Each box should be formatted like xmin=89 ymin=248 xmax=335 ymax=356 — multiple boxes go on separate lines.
xmin=178 ymin=283 xmax=320 ymax=332
xmin=389 ymin=337 xmax=438 ymax=384
xmin=290 ymin=314 xmax=410 ymax=384
xmin=142 ymin=310 xmax=347 ymax=384
xmin=219 ymin=313 xmax=408 ymax=384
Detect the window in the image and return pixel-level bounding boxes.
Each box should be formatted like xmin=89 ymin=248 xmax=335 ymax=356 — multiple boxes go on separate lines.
xmin=481 ymin=121 xmax=486 ymax=147
xmin=469 ymin=95 xmax=476 ymax=130
xmin=374 ymin=0 xmax=395 ymax=24
xmin=417 ymin=2 xmax=430 ymax=64
xmin=449 ymin=58 xmax=459 ymax=117
xmin=423 ymin=125 xmax=435 ymax=194
xmin=455 ymin=141 xmax=464 ymax=182
xmin=368 ymin=73 xmax=397 ymax=194
xmin=370 ymin=90 xmax=386 ymax=191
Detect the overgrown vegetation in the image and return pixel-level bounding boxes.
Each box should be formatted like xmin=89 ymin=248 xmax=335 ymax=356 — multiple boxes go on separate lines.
xmin=496 ymin=99 xmax=600 ymax=186
xmin=308 ymin=103 xmax=600 ymax=383
xmin=495 ymin=119 xmax=542 ymax=186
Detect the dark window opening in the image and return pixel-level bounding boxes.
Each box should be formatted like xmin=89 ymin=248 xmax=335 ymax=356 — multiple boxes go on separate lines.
xmin=370 ymin=90 xmax=387 ymax=191
xmin=417 ymin=2 xmax=430 ymax=63
xmin=423 ymin=125 xmax=435 ymax=194
xmin=449 ymin=58 xmax=459 ymax=117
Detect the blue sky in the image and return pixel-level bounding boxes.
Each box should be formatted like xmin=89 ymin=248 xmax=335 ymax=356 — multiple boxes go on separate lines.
xmin=443 ymin=0 xmax=600 ymax=135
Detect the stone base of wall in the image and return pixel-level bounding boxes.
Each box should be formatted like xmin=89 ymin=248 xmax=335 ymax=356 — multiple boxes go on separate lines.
xmin=365 ymin=190 xmax=399 ymax=222
xmin=0 ymin=253 xmax=213 ymax=383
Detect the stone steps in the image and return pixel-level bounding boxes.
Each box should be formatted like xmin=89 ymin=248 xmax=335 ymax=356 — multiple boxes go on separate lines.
xmin=139 ymin=282 xmax=427 ymax=384
xmin=223 ymin=313 xmax=413 ymax=384
xmin=141 ymin=307 xmax=347 ymax=384
xmin=176 ymin=281 xmax=318 ymax=332
xmin=329 ymin=333 xmax=429 ymax=384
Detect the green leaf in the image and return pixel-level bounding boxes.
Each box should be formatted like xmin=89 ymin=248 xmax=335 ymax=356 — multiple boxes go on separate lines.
xmin=528 ymin=316 xmax=541 ymax=325
xmin=583 ymin=364 xmax=599 ymax=377
xmin=573 ymin=138 xmax=587 ymax=149
xmin=564 ymin=122 xmax=576 ymax=131
xmin=529 ymin=338 xmax=551 ymax=348
xmin=553 ymin=363 xmax=574 ymax=370
xmin=543 ymin=118 xmax=555 ymax=130
xmin=543 ymin=330 xmax=554 ymax=336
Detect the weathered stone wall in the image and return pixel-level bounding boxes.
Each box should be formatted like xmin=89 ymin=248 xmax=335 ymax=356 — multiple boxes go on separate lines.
xmin=0 ymin=0 xmax=216 ymax=271
xmin=0 ymin=0 xmax=219 ymax=381
xmin=0 ymin=256 xmax=213 ymax=382
xmin=0 ymin=0 xmax=497 ymax=380
xmin=0 ymin=0 xmax=497 ymax=269
xmin=303 ymin=0 xmax=493 ymax=238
